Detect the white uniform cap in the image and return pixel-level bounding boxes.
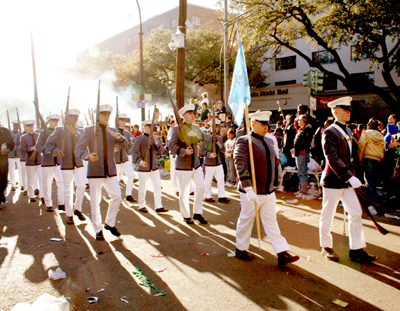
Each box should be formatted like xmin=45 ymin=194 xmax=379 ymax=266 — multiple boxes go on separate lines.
xmin=22 ymin=120 xmax=35 ymax=126
xmin=95 ymin=104 xmax=113 ymax=113
xmin=66 ymin=109 xmax=80 ymax=116
xmin=11 ymin=120 xmax=19 ymax=124
xmin=76 ymin=120 xmax=84 ymax=128
xmin=327 ymin=96 xmax=352 ymax=110
xmin=209 ymin=118 xmax=221 ymax=126
xmin=125 ymin=123 xmax=131 ymax=127
xmin=249 ymin=111 xmax=272 ymax=124
xmin=118 ymin=113 xmax=128 ymax=119
xmin=142 ymin=119 xmax=152 ymax=126
xmin=179 ymin=103 xmax=196 ymax=117
xmin=46 ymin=114 xmax=60 ymax=121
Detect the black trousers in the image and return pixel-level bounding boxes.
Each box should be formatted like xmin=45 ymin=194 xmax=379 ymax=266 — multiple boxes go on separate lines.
xmin=0 ymin=155 xmax=9 ymax=203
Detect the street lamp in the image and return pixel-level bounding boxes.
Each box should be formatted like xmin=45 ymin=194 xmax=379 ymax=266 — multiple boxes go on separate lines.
xmin=135 ymin=0 xmax=145 ymax=121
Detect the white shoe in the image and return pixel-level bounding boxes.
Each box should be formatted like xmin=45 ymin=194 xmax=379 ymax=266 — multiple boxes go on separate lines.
xmin=224 ymin=182 xmax=230 ymax=186
xmin=277 ymin=185 xmax=284 ymax=192
xmin=295 ymin=193 xmax=303 ymax=198
xmin=302 ymin=194 xmax=315 ymax=200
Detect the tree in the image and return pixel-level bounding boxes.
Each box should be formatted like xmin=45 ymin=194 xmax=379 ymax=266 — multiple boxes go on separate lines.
xmin=229 ymin=0 xmax=400 ymax=115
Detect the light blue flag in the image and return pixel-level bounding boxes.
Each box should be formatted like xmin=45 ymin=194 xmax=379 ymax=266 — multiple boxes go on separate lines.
xmin=227 ymin=32 xmax=251 ymax=126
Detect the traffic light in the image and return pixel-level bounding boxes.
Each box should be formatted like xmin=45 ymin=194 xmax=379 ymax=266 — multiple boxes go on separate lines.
xmin=302 ymin=70 xmax=311 ymax=87
xmin=314 ymin=71 xmax=324 ymax=92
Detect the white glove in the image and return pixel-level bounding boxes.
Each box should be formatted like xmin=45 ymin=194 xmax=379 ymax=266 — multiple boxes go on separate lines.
xmin=245 ymin=187 xmax=258 ymax=202
xmin=348 ymin=176 xmax=362 ymax=188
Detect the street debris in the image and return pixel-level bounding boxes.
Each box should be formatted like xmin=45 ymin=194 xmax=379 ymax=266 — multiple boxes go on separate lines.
xmin=286 ymin=199 xmax=298 ymax=204
xmin=97 ymin=288 xmax=105 ymax=292
xmin=11 ymin=293 xmax=69 ymax=311
xmin=166 ymin=230 xmax=174 ymax=234
xmin=121 ymin=297 xmax=129 ymax=303
xmin=307 ymin=256 xmax=311 ymax=261
xmin=50 ymin=238 xmax=63 ymax=242
xmin=192 ymin=259 xmax=207 ymax=263
xmin=132 ymin=267 xmax=166 ymax=296
xmin=227 ymin=253 xmax=235 ymax=257
xmin=332 ymin=299 xmax=348 ymax=307
xmin=201 ymin=253 xmax=210 ymax=256
xmin=154 ymin=267 xmax=167 ymax=272
xmin=151 ymin=253 xmax=166 ymax=258
xmin=48 ymin=267 xmax=67 ymax=280
xmin=88 ymin=296 xmax=99 ymax=304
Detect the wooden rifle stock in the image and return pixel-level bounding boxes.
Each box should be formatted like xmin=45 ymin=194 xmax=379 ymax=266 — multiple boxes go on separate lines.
xmin=143 ymin=105 xmax=158 ymax=165
xmin=7 ymin=110 xmax=11 ymax=131
xmin=166 ymin=89 xmax=190 ymax=147
xmin=94 ymin=80 xmax=101 ymax=154
xmin=115 ymin=96 xmax=119 ymax=129
xmin=61 ymin=86 xmax=70 ymax=154
xmin=31 ymin=100 xmax=51 ymax=161
xmin=16 ymin=108 xmax=21 ymax=133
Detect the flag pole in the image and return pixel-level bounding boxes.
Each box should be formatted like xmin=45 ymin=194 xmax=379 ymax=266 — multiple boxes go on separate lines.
xmin=244 ymin=100 xmax=262 ymax=250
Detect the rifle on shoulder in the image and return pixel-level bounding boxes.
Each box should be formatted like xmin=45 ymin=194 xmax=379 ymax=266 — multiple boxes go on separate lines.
xmin=61 ymin=86 xmax=70 ymax=154
xmin=166 ymin=89 xmax=190 ymax=147
xmin=31 ymin=100 xmax=51 ymax=161
xmin=94 ymin=80 xmax=101 ymax=154
xmin=143 ymin=105 xmax=158 ymax=166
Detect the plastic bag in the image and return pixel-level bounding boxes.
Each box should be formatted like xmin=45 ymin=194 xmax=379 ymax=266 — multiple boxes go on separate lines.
xmin=279 ymin=150 xmax=287 ymax=166
xmin=12 ymin=293 xmax=69 ymax=311
xmin=307 ymin=157 xmax=321 ymax=172
xmin=48 ymin=267 xmax=67 ymax=280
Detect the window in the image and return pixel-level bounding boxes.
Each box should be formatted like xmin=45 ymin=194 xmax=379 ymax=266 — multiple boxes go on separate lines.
xmin=158 ymin=24 xmax=163 ymax=30
xmin=192 ymin=16 xmax=201 ymax=26
xmin=323 ymin=75 xmax=337 ymax=91
xmin=351 ymin=46 xmax=368 ymax=61
xmin=127 ymin=52 xmax=131 ymax=58
xmin=115 ymin=43 xmax=119 ymax=51
xmin=275 ymin=80 xmax=296 ymax=86
xmin=134 ymin=35 xmax=138 ymax=43
xmin=150 ymin=28 xmax=156 ymax=34
xmin=171 ymin=18 xmax=177 ymax=28
xmin=127 ymin=38 xmax=131 ymax=45
xmin=312 ymin=50 xmax=336 ymax=64
xmin=275 ymin=56 xmax=296 ymax=71
xmin=105 ymin=47 xmax=108 ymax=52
xmin=350 ymin=72 xmax=374 ymax=88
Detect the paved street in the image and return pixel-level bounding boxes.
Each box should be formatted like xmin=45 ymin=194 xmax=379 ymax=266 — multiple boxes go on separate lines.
xmin=0 ymin=176 xmax=399 ymax=311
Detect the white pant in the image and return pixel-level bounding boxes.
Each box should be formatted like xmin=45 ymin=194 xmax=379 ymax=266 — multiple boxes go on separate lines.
xmin=320 ymin=187 xmax=366 ymax=250
xmin=169 ymin=154 xmax=179 ymax=193
xmin=236 ymin=192 xmax=289 ymax=253
xmin=83 ymin=160 xmax=89 ymax=185
xmin=62 ymin=167 xmax=86 ymax=217
xmin=138 ymin=170 xmax=162 ymax=210
xmin=204 ymin=165 xmax=226 ymax=199
xmin=20 ymin=161 xmax=28 ymax=190
xmin=26 ymin=165 xmax=42 ymax=199
xmin=117 ymin=161 xmax=135 ymax=196
xmin=41 ymin=166 xmax=64 ymax=207
xmin=89 ymin=176 xmax=121 ymax=233
xmin=8 ymin=158 xmax=18 ymax=187
xmin=176 ymin=167 xmax=205 ymax=218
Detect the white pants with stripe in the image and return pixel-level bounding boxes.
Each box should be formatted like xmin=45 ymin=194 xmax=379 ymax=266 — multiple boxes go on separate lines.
xmin=8 ymin=158 xmax=18 ymax=187
xmin=138 ymin=170 xmax=162 ymax=210
xmin=236 ymin=192 xmax=289 ymax=253
xmin=20 ymin=161 xmax=28 ymax=190
xmin=62 ymin=167 xmax=86 ymax=217
xmin=116 ymin=161 xmax=135 ymax=196
xmin=26 ymin=165 xmax=42 ymax=199
xmin=320 ymin=187 xmax=366 ymax=250
xmin=169 ymin=153 xmax=180 ymax=193
xmin=204 ymin=164 xmax=226 ymax=199
xmin=41 ymin=166 xmax=64 ymax=207
xmin=89 ymin=176 xmax=121 ymax=233
xmin=175 ymin=167 xmax=205 ymax=218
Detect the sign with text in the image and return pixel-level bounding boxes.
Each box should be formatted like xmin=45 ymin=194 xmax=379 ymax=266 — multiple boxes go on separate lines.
xmin=137 ymin=101 xmax=145 ymax=109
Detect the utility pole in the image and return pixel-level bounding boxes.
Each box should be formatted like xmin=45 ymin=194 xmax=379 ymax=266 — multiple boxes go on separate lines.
xmin=135 ymin=0 xmax=145 ymax=121
xmin=224 ymin=0 xmax=229 ymax=106
xmin=175 ymin=0 xmax=187 ymax=109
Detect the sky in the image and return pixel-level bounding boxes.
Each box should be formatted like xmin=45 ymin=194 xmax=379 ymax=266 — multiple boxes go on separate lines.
xmin=0 ymin=0 xmax=219 ymax=126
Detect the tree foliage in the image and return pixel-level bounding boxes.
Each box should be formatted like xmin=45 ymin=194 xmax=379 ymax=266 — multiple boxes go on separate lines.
xmin=228 ymin=0 xmax=400 ymax=114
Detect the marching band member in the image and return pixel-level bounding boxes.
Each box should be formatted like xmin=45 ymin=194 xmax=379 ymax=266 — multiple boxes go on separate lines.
xmin=45 ymin=109 xmax=86 ymax=224
xmin=14 ymin=123 xmax=28 ymax=195
xmin=0 ymin=123 xmax=14 ymax=205
xmin=234 ymin=111 xmax=299 ymax=266
xmin=320 ymin=97 xmax=377 ymax=263
xmin=8 ymin=121 xmax=20 ymax=191
xmin=132 ymin=119 xmax=167 ymax=213
xmin=75 ymin=104 xmax=128 ymax=241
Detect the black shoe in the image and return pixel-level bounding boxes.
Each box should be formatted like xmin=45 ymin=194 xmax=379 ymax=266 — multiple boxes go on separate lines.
xmin=204 ymin=198 xmax=215 ymax=203
xmin=184 ymin=217 xmax=194 ymax=224
xmin=175 ymin=192 xmax=179 ymax=197
xmin=67 ymin=216 xmax=74 ymax=225
xmin=22 ymin=191 xmax=28 ymax=196
xmin=46 ymin=206 xmax=53 ymax=212
xmin=105 ymin=224 xmax=121 ymax=236
xmin=235 ymin=248 xmax=252 ymax=261
xmin=321 ymin=247 xmax=339 ymax=262
xmin=139 ymin=207 xmax=148 ymax=213
xmin=96 ymin=230 xmax=105 ymax=240
xmin=74 ymin=210 xmax=86 ymax=221
xmin=193 ymin=214 xmax=208 ymax=224
xmin=21 ymin=186 xmax=24 ymax=190
xmin=86 ymin=184 xmax=90 ymax=189
xmin=40 ymin=197 xmax=45 ymax=204
xmin=349 ymin=249 xmax=377 ymax=263
xmin=134 ymin=179 xmax=139 ymax=183
xmin=126 ymin=195 xmax=137 ymax=203
xmin=218 ymin=197 xmax=230 ymax=203
xmin=190 ymin=191 xmax=195 ymax=196
xmin=34 ymin=189 xmax=39 ymax=196
xmin=120 ymin=180 xmax=125 ymax=184
xmin=58 ymin=204 xmax=65 ymax=211
xmin=278 ymin=251 xmax=300 ymax=266
xmin=29 ymin=198 xmax=36 ymax=203
xmin=156 ymin=207 xmax=169 ymax=213
xmin=11 ymin=187 xmax=16 ymax=191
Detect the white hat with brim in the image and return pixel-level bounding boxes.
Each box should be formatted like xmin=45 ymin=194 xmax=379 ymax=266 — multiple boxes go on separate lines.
xmin=125 ymin=123 xmax=131 ymax=127
xmin=142 ymin=119 xmax=152 ymax=126
xmin=119 ymin=113 xmax=128 ymax=119
xmin=11 ymin=120 xmax=19 ymax=124
xmin=249 ymin=111 xmax=272 ymax=124
xmin=46 ymin=114 xmax=60 ymax=121
xmin=179 ymin=104 xmax=196 ymax=118
xmin=209 ymin=118 xmax=221 ymax=126
xmin=66 ymin=109 xmax=81 ymax=116
xmin=327 ymin=96 xmax=353 ymax=110
xmin=22 ymin=120 xmax=35 ymax=126
xmin=95 ymin=104 xmax=113 ymax=114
